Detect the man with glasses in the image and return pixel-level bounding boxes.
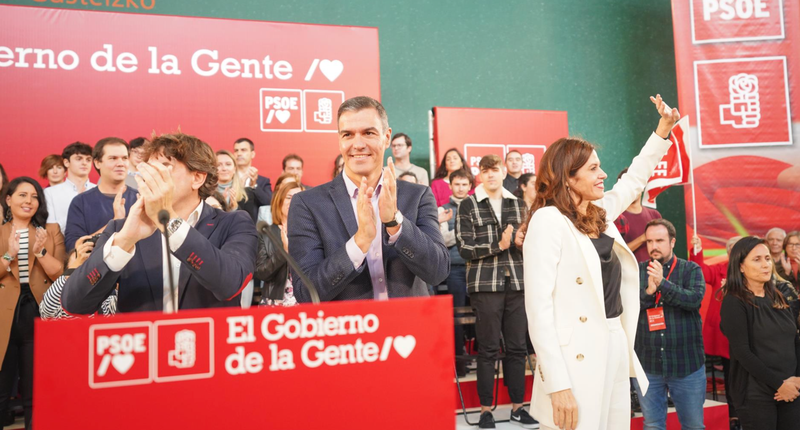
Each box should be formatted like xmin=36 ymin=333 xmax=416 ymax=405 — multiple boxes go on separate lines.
xmin=390 ymin=133 xmax=429 ymax=186
xmin=125 ymin=137 xmax=148 ymax=188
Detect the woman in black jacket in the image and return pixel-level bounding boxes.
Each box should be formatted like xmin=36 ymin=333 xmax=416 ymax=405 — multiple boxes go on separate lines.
xmin=720 ymin=236 xmax=800 ymax=429
xmin=255 ymin=180 xmax=303 ymax=306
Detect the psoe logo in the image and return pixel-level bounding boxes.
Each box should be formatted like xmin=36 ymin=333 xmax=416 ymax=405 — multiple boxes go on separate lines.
xmin=89 ymin=322 xmax=153 ymax=389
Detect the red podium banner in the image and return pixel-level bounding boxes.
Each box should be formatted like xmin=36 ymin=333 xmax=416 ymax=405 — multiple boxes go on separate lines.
xmin=431 ymin=107 xmax=568 ymax=182
xmin=34 ymin=297 xmax=455 ymax=429
xmin=0 ymin=5 xmax=380 ymax=186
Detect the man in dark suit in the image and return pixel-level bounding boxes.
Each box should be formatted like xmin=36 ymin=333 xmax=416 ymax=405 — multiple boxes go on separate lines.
xmin=62 ymin=133 xmax=258 ymax=314
xmin=234 ymin=137 xmax=272 ymax=207
xmin=288 ymin=96 xmax=449 ymax=302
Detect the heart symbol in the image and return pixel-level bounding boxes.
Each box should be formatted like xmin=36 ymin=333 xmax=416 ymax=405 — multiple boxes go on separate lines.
xmin=392 ymin=335 xmax=416 ymax=359
xmin=319 ymin=60 xmax=344 ymax=82
xmin=111 ymin=354 xmax=135 ymax=375
xmin=275 ymin=110 xmax=291 ymax=124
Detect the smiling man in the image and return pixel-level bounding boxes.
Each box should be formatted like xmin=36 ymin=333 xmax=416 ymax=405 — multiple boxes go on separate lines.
xmin=64 ymin=137 xmax=139 ymax=250
xmin=287 ymin=96 xmax=449 ymax=302
xmin=44 ymin=141 xmax=95 ymax=234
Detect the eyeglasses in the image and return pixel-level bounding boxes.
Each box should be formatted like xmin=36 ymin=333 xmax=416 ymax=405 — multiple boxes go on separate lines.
xmin=391 ymin=144 xmax=407 ymax=148
xmin=787 ymin=244 xmax=800 ymax=248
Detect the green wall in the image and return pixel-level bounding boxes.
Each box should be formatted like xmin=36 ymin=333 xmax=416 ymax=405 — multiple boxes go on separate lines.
xmin=1 ymin=0 xmax=688 ymax=256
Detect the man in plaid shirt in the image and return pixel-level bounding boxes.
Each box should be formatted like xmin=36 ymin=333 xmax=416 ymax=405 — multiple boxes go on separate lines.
xmin=456 ymin=155 xmax=536 ymax=429
xmin=632 ymin=218 xmax=706 ymax=430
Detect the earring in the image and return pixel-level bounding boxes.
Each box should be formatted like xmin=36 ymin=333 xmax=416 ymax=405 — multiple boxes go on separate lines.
xmin=3 ymin=207 xmax=10 ymax=223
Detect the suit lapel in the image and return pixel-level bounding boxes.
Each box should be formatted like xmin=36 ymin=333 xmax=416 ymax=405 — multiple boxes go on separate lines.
xmin=178 ymin=205 xmax=218 ymax=306
xmin=564 ymin=217 xmax=605 ymax=314
xmin=140 ymin=232 xmax=164 ymax=305
xmin=330 ymin=175 xmax=358 ymax=237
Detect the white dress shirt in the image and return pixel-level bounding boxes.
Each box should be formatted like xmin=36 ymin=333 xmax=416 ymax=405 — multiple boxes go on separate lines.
xmin=44 ymin=177 xmax=96 ymax=234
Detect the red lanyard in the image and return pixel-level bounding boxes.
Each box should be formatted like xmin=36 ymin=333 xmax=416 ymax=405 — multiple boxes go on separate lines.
xmin=653 ymin=255 xmax=677 ymax=307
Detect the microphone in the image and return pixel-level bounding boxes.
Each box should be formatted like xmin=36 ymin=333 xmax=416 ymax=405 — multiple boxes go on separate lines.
xmin=256 ymin=221 xmax=320 ymax=304
xmin=159 ymin=209 xmax=178 ymax=313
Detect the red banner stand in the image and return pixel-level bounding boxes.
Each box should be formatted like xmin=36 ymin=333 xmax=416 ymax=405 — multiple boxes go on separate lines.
xmin=34 ymin=296 xmax=455 ymax=430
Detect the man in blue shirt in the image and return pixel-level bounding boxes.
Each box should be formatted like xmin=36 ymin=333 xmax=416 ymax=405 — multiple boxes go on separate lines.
xmin=64 ymin=137 xmax=138 ymax=250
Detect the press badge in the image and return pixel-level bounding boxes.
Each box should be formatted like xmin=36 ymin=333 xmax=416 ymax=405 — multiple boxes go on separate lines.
xmin=647 ymin=307 xmax=666 ymax=331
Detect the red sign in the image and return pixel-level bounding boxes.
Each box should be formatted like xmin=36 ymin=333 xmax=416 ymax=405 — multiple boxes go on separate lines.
xmin=691 ymin=0 xmax=785 ymax=44
xmin=643 ymin=116 xmax=693 ymax=208
xmin=671 ymin=0 xmax=800 ymax=250
xmin=0 ymin=5 xmax=380 ymax=186
xmin=35 ymin=297 xmax=455 ymax=429
xmin=432 ymin=107 xmax=568 ymax=182
xmin=694 ymin=56 xmax=791 ymax=147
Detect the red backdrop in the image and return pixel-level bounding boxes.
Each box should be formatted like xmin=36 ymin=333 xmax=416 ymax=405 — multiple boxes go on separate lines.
xmin=0 ymin=5 xmax=380 ymax=187
xmin=431 ymin=107 xmax=569 ymax=182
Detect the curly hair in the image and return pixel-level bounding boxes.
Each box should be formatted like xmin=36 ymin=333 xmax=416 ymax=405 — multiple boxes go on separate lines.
xmin=143 ymin=133 xmax=218 ymax=199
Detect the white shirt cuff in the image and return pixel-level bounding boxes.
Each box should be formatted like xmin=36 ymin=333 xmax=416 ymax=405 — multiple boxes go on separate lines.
xmin=103 ymin=233 xmax=135 ymax=272
xmin=168 ymin=221 xmax=192 ymax=252
xmin=346 ymin=237 xmax=367 ymax=270
xmin=387 ymin=224 xmax=402 ymax=245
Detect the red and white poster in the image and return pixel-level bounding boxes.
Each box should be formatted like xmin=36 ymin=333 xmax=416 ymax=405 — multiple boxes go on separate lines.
xmin=672 ymin=0 xmax=800 ymax=252
xmin=0 ymin=5 xmax=380 ymax=186
xmin=432 ymin=107 xmax=568 ymax=182
xmin=35 ymin=297 xmax=455 ymax=429
xmin=642 ymin=116 xmax=693 ymax=208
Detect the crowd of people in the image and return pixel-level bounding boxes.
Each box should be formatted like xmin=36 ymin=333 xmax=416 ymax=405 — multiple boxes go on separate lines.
xmin=0 ymin=94 xmax=798 ymax=430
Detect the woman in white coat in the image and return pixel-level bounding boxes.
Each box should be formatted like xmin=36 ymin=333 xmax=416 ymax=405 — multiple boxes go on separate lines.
xmin=523 ymin=94 xmax=679 ymax=430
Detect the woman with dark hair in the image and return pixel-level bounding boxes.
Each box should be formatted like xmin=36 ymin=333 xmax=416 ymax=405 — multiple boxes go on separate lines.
xmin=332 ymin=154 xmax=344 ymax=179
xmin=777 ymin=231 xmax=800 ymax=290
xmin=255 ymin=181 xmax=304 ymax=306
xmin=513 ymin=173 xmax=536 ymax=209
xmin=720 ymin=236 xmax=800 ymax=429
xmin=0 ymin=176 xmax=65 ymax=429
xmin=522 ymin=95 xmax=678 ymax=430
xmin=431 ymin=148 xmax=474 ymax=206
xmin=37 ymin=154 xmax=66 ymax=187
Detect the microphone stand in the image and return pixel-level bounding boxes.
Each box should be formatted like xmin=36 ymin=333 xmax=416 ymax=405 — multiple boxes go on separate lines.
xmin=159 ymin=210 xmax=178 ymax=313
xmin=256 ymin=221 xmax=320 ymax=304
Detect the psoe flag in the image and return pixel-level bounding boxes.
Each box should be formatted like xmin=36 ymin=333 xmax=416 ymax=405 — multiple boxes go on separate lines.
xmin=642 ymin=116 xmax=692 ymax=208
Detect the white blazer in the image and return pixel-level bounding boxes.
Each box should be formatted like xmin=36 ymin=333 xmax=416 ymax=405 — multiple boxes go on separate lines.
xmin=523 ymin=132 xmax=671 ymax=428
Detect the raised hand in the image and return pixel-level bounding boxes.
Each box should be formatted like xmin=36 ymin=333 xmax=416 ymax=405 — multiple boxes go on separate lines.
xmin=515 ymin=225 xmax=526 ymax=248
xmin=353 ymin=176 xmax=377 ymax=253
xmin=781 ymin=254 xmax=792 ymax=274
xmin=115 ymin=195 xmax=157 ymax=252
xmin=646 ymin=259 xmax=663 ymax=295
xmin=650 ymin=94 xmax=680 ymax=139
xmin=499 ymin=225 xmax=513 ymax=250
xmin=135 ymin=161 xmax=177 ymax=230
xmin=31 ymin=227 xmax=48 ymax=256
xmin=438 ymin=208 xmax=453 ymax=224
xmin=7 ymin=231 xmax=20 ymax=259
xmin=247 ymin=166 xmax=259 ymax=186
xmin=113 ymin=186 xmax=128 ymax=220
xmin=379 ymin=157 xmax=399 ymax=224
xmin=68 ymin=235 xmax=95 ymax=269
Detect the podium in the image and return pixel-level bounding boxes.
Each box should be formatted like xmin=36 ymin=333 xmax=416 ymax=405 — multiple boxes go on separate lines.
xmin=34 ymin=296 xmax=455 ymax=429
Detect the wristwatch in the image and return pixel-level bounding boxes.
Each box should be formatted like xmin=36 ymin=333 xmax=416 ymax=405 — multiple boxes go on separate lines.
xmin=383 ymin=211 xmax=404 ymax=228
xmin=167 ymin=218 xmax=184 ymax=235
xmin=34 ymin=248 xmax=47 ymax=258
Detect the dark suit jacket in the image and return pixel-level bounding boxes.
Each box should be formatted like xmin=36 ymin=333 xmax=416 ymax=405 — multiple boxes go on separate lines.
xmin=287 ymin=174 xmax=450 ymax=302
xmin=62 ymin=204 xmax=258 ymax=314
xmin=251 ymin=175 xmax=272 ymax=208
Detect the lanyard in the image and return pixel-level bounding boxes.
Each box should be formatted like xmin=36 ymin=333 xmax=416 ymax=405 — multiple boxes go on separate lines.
xmin=653 ymin=255 xmax=677 ymax=307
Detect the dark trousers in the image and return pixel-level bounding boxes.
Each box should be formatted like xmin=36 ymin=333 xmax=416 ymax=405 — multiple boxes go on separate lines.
xmin=446 ymin=265 xmax=467 ymax=357
xmin=721 ymin=358 xmax=737 ymax=419
xmin=0 ymin=295 xmax=37 ymax=430
xmin=737 ymin=387 xmax=800 ymax=430
xmin=471 ymin=288 xmax=527 ymax=406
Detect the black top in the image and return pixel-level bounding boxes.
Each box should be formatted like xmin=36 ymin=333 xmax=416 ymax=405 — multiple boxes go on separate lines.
xmin=720 ymin=293 xmax=800 ymax=406
xmin=590 ymin=233 xmax=623 ymax=318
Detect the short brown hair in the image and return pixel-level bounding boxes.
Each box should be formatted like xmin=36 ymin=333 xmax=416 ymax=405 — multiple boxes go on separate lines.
xmin=144 ymin=133 xmax=218 ymax=199
xmin=271 ymin=181 xmax=304 ymax=226
xmin=645 ymin=218 xmax=677 ymax=241
xmin=282 ymin=154 xmax=304 ymax=170
xmin=38 ymin=154 xmax=65 ymax=179
xmin=478 ymin=154 xmax=503 ymax=171
xmin=784 ymin=231 xmax=800 ymax=253
xmin=337 ymin=96 xmax=389 ymax=132
xmin=93 ymin=137 xmax=129 ymax=174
